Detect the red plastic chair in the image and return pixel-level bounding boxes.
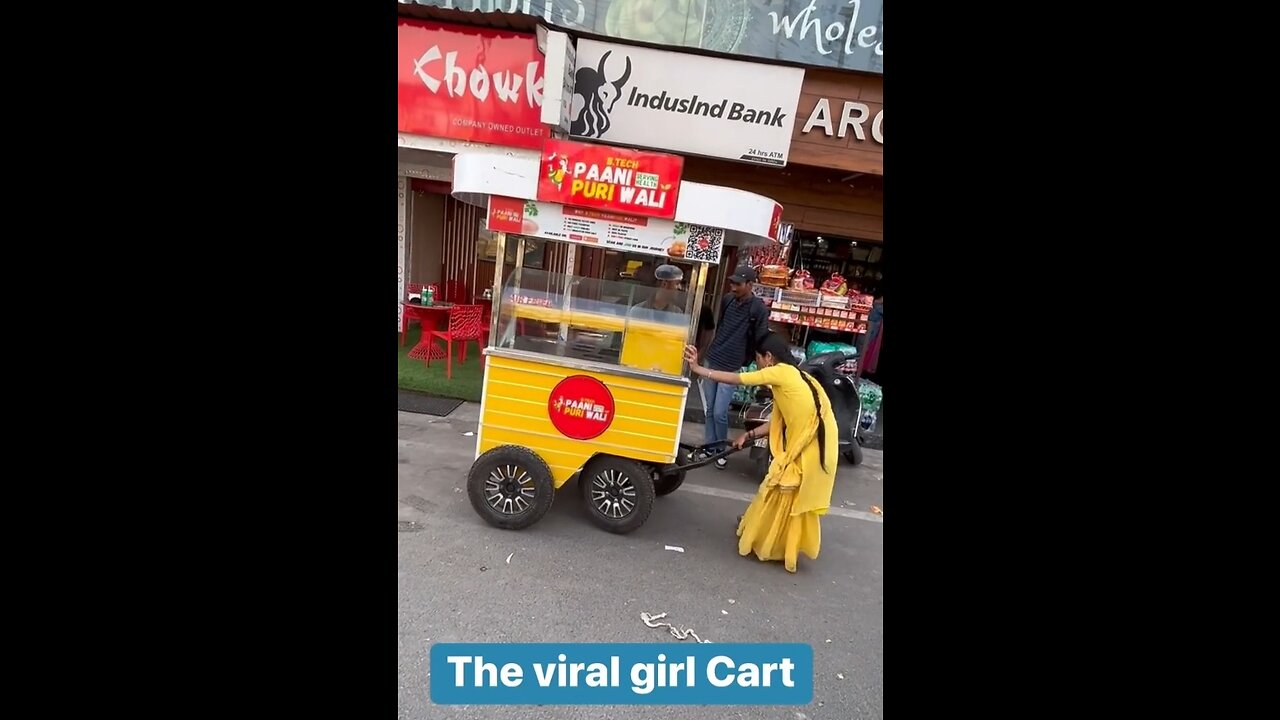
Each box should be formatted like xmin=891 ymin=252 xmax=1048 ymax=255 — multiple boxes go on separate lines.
xmin=425 ymin=304 xmax=488 ymax=379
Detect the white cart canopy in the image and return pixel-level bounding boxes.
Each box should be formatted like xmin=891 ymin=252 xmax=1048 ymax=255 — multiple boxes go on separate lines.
xmin=451 ymin=150 xmax=784 ymax=248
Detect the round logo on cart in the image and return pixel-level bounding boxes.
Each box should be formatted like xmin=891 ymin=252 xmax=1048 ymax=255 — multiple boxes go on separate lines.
xmin=548 ymin=375 xmax=615 ymax=441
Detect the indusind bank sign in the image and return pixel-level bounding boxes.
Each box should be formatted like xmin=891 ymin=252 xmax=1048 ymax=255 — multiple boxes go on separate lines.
xmin=569 ymin=39 xmax=805 ymax=167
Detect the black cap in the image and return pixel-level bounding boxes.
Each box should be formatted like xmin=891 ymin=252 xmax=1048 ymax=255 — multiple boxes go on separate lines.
xmin=728 ymin=266 xmax=758 ymax=284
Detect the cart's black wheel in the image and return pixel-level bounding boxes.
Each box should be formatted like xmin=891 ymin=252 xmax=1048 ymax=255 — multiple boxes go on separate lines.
xmin=654 ymin=452 xmax=691 ymax=497
xmin=466 ymin=445 xmax=555 ymax=530
xmin=580 ymin=455 xmax=655 ymax=534
xmin=843 ymin=433 xmax=864 ymax=466
xmin=754 ymin=454 xmax=771 ymax=483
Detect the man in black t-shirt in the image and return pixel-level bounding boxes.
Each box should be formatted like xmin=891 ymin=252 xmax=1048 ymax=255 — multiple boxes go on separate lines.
xmin=698 ymin=266 xmax=770 ymax=469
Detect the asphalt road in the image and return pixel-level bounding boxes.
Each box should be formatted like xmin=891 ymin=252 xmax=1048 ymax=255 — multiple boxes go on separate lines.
xmin=398 ymin=406 xmax=883 ymax=720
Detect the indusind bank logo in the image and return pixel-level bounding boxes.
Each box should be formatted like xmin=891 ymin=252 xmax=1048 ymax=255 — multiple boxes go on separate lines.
xmin=570 ymin=51 xmax=632 ymax=139
xmin=626 ymin=84 xmax=790 ymax=127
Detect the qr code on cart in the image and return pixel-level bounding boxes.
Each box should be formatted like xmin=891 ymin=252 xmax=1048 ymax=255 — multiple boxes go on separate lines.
xmin=680 ymin=225 xmax=724 ymax=263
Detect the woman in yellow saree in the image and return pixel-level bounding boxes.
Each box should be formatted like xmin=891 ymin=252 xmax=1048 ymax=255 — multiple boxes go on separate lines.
xmin=683 ymin=333 xmax=839 ymax=573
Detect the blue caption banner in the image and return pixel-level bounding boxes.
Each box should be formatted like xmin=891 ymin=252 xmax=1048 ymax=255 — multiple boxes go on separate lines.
xmin=430 ymin=642 xmax=813 ymax=705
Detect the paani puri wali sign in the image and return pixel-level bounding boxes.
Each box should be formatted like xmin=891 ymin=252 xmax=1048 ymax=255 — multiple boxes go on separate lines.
xmin=538 ymin=138 xmax=683 ymax=220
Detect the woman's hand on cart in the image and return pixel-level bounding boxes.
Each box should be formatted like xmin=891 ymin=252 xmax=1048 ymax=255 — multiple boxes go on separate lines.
xmin=683 ymin=344 xmax=700 ymax=368
xmin=731 ymin=421 xmax=767 ymax=450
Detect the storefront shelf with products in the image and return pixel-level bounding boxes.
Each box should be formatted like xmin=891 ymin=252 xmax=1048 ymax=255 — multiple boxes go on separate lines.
xmin=771 ymin=304 xmax=870 ymax=321
xmin=769 ymin=310 xmax=868 ymax=334
xmin=754 ymin=285 xmax=872 ymax=334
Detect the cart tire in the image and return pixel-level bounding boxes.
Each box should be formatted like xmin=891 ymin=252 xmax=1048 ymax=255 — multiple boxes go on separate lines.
xmin=654 ymin=452 xmax=690 ymax=497
xmin=754 ymin=455 xmax=771 ymax=483
xmin=466 ymin=445 xmax=555 ymax=530
xmin=580 ymin=456 xmax=655 ymax=534
xmin=843 ymin=439 xmax=864 ymax=466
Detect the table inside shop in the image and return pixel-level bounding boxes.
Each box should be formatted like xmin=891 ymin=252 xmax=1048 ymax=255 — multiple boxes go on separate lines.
xmin=402 ymin=301 xmax=454 ymax=360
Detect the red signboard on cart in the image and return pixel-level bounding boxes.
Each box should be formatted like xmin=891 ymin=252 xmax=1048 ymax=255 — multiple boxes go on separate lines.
xmin=537 ymin=139 xmax=683 ymax=220
xmin=397 ymin=19 xmax=548 ymax=149
xmin=548 ymin=375 xmax=615 ymax=440
xmin=486 ymin=196 xmax=528 ymax=234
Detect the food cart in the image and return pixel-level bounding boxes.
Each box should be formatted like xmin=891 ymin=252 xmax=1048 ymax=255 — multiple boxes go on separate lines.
xmin=449 ymin=144 xmax=785 ymax=535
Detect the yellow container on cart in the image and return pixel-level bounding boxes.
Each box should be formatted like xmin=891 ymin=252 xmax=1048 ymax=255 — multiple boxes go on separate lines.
xmin=477 ymin=351 xmax=687 ymax=487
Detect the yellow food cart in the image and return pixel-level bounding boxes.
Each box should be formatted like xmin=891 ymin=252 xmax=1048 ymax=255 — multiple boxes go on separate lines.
xmin=449 ymin=149 xmax=785 ymax=535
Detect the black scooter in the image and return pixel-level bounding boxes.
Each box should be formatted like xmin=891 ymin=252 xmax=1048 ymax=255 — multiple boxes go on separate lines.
xmin=741 ymin=352 xmax=863 ymax=481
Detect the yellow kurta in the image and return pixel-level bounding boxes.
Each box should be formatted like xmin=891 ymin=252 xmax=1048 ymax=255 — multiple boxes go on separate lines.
xmin=735 ymin=364 xmax=840 ymax=572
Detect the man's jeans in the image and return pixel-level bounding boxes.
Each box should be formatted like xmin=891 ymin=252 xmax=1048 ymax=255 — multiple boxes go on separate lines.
xmin=701 ymin=378 xmax=736 ymax=451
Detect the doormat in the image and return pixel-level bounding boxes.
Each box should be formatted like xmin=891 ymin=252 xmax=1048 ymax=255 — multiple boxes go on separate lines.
xmin=398 ymin=390 xmax=464 ymax=417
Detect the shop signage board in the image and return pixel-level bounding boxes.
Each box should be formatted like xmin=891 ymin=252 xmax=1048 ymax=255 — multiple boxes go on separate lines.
xmin=568 ymin=39 xmax=805 ymax=167
xmin=398 ymin=1 xmax=884 ymax=75
xmin=398 ymin=19 xmax=549 ymax=149
xmin=536 ymin=138 xmax=683 ymax=220
xmin=486 ymin=196 xmax=724 ymax=265
xmin=788 ymin=69 xmax=883 ymax=174
xmin=537 ymin=26 xmax=577 ymax=135
xmin=801 ymin=99 xmax=883 ymax=144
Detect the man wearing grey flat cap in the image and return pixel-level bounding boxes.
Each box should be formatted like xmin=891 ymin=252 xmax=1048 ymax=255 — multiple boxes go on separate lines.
xmin=627 ymin=263 xmax=686 ymax=323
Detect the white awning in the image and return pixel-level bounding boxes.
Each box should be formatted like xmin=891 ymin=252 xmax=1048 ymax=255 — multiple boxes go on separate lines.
xmin=450 ymin=150 xmax=785 ymax=246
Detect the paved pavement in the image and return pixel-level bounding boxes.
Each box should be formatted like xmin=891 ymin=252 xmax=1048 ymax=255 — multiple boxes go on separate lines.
xmin=398 ymin=405 xmax=883 ymax=720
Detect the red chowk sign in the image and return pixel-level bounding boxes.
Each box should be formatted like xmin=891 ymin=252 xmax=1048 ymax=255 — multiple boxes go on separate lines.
xmin=397 ymin=19 xmax=548 ymax=149
xmin=537 ymin=138 xmax=683 ymax=220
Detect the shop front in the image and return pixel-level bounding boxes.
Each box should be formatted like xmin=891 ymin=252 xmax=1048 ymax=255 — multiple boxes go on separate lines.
xmin=551 ymin=36 xmax=883 ymax=374
xmin=683 ymin=68 xmax=884 ymax=357
xmin=781 ymin=67 xmax=883 ymax=384
xmin=545 ymin=36 xmax=805 ymax=340
xmin=398 ymin=9 xmax=882 ymax=431
xmin=532 ymin=34 xmax=883 ymax=435
xmin=398 ymin=20 xmax=807 ymax=347
xmin=397 ymin=17 xmax=567 ymax=333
